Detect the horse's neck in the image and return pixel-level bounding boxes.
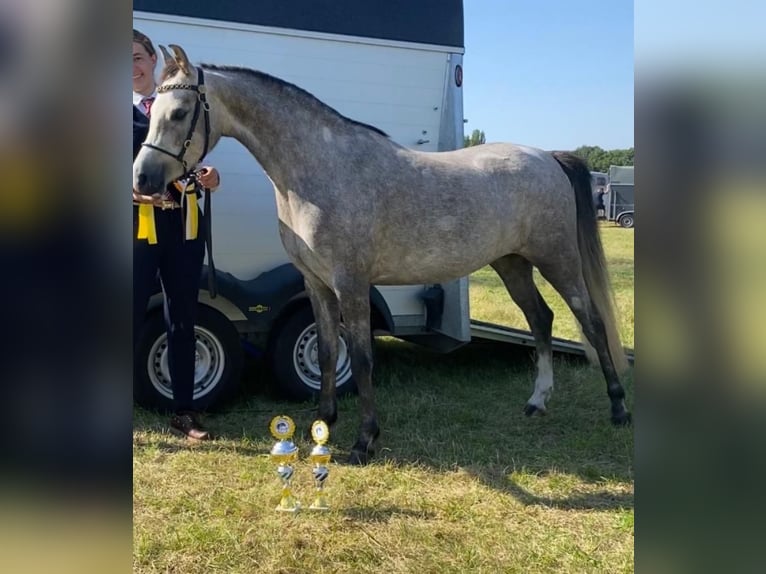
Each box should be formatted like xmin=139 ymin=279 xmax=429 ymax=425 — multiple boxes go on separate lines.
xmin=212 ymin=71 xmax=330 ymax=190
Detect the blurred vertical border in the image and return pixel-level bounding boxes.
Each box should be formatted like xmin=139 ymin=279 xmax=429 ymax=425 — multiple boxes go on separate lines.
xmin=0 ymin=0 xmax=132 ymax=572
xmin=636 ymin=1 xmax=766 ymax=572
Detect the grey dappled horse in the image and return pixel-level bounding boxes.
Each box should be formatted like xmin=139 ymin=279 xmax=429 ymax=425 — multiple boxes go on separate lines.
xmin=133 ymin=45 xmax=631 ymax=464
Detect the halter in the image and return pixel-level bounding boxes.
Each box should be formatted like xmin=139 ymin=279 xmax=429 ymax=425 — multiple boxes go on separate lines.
xmin=140 ymin=66 xmax=218 ymax=298
xmin=142 ymin=67 xmax=211 ymax=174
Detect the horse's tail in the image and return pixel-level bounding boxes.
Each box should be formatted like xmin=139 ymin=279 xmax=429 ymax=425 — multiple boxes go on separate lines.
xmin=550 ymin=151 xmax=629 ymax=374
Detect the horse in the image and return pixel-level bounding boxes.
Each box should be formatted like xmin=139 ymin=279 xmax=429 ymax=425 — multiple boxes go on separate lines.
xmin=133 ymin=45 xmax=631 ymax=465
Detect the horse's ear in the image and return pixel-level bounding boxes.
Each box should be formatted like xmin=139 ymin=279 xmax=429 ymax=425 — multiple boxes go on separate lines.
xmin=159 ymin=45 xmax=173 ymax=65
xmin=169 ymin=44 xmax=192 ymax=76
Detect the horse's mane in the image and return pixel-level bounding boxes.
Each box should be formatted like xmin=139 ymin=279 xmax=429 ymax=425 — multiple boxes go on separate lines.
xmin=191 ymin=63 xmax=389 ymax=139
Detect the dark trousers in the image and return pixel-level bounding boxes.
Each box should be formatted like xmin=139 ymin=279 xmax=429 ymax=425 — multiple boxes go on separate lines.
xmin=133 ymin=206 xmax=206 ymax=412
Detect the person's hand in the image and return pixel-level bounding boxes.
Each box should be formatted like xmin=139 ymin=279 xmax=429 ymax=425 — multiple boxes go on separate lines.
xmin=133 ymin=189 xmax=163 ymax=206
xmin=196 ymin=166 xmax=220 ymax=190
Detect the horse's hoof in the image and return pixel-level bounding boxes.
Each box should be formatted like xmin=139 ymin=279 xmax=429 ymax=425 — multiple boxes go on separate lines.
xmin=524 ymin=403 xmax=546 ymax=417
xmin=348 ymin=449 xmax=370 ymax=466
xmin=611 ymin=411 xmax=632 ymax=426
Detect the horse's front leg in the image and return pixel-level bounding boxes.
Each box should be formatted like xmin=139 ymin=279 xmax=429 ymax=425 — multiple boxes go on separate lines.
xmin=304 ymin=276 xmax=341 ymax=427
xmin=337 ymin=282 xmax=379 ymax=465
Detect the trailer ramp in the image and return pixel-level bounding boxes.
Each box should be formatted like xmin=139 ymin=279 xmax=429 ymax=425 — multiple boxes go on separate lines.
xmin=470 ymin=320 xmax=634 ymax=364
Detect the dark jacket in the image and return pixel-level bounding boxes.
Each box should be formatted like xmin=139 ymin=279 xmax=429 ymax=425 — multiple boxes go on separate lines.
xmin=133 ymin=105 xmax=149 ymax=160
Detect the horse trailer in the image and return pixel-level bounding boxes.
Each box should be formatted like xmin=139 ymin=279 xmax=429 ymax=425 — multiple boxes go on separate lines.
xmin=132 ymin=1 xmax=470 ymax=410
xmin=606 ymin=166 xmax=635 ymax=228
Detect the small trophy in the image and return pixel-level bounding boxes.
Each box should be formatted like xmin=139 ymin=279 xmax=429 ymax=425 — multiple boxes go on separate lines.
xmin=269 ymin=415 xmax=300 ymax=513
xmin=308 ymin=420 xmax=331 ymax=511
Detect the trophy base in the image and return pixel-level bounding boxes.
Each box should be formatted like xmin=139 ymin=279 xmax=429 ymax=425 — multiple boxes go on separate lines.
xmin=309 ymin=496 xmax=329 ymax=511
xmin=275 ymin=502 xmax=301 ymax=513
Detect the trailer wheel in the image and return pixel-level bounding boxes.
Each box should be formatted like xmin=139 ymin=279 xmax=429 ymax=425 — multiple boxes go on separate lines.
xmin=134 ymin=305 xmax=244 ymax=412
xmin=269 ymin=304 xmax=356 ymax=402
xmin=618 ymin=213 xmax=635 ymax=228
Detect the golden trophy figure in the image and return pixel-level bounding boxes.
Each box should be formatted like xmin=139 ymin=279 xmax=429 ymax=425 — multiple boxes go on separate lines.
xmin=269 ymin=415 xmax=300 ymax=513
xmin=308 ymin=420 xmax=331 ymax=511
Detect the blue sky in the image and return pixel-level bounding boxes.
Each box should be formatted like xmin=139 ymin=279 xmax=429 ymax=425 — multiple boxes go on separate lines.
xmin=462 ymin=1 xmax=634 ymax=151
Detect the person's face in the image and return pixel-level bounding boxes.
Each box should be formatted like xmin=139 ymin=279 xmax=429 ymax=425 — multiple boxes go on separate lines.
xmin=133 ymin=42 xmax=157 ymax=95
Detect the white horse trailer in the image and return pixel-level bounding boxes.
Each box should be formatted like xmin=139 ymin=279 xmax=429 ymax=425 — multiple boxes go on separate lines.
xmin=133 ymin=1 xmax=470 ymax=410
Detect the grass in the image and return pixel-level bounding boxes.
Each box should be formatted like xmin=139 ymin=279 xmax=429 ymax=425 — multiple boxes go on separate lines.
xmin=133 ymin=222 xmax=634 ymax=573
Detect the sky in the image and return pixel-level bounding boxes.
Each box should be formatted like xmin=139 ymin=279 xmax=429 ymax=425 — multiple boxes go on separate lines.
xmin=461 ymin=1 xmax=634 ymax=151
xmin=635 ymin=0 xmax=766 ymax=71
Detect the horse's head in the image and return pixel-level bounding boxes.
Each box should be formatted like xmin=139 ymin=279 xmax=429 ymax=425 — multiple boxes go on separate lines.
xmin=133 ymin=44 xmax=215 ymax=195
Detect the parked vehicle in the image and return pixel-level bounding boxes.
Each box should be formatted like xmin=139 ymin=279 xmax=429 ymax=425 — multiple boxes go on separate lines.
xmin=605 ymin=166 xmax=635 ymax=228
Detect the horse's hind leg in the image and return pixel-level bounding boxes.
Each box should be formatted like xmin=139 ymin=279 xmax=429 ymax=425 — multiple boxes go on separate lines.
xmin=334 ymin=280 xmax=379 ymax=465
xmin=490 ymin=255 xmax=555 ymax=415
xmin=536 ymin=262 xmax=631 ymax=425
xmin=303 ymin=275 xmax=341 ymax=426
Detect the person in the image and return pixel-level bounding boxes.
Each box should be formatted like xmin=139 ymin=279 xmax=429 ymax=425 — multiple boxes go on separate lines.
xmin=133 ymin=28 xmax=221 ymax=440
xmin=596 ymin=189 xmax=606 ymax=220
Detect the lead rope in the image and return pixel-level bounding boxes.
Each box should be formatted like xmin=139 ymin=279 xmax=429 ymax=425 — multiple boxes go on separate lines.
xmin=180 ymin=174 xmax=216 ymax=298
xmin=198 ymin=74 xmax=216 ymax=298
xmin=203 ymin=183 xmax=217 ymax=298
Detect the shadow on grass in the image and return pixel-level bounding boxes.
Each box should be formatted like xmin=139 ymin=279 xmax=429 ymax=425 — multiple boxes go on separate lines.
xmin=131 ymin=434 xmax=266 ymax=459
xmin=132 ymin=354 xmax=315 ymax=440
xmin=134 ymin=338 xmax=634 ymax=512
xmin=365 ymin=339 xmax=634 ymax=511
xmin=502 ymin=480 xmax=633 ymax=511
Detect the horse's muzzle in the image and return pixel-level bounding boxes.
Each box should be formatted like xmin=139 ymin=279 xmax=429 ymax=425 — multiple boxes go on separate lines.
xmin=134 ymin=164 xmax=166 ymax=196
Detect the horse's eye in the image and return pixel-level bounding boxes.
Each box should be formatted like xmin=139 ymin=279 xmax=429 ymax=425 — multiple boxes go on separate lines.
xmin=170 ymin=109 xmax=188 ymax=121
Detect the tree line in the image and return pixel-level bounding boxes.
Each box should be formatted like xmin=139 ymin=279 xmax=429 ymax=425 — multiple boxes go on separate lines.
xmin=571 ymin=145 xmax=634 ymax=173
xmin=462 ymin=130 xmax=633 ymax=173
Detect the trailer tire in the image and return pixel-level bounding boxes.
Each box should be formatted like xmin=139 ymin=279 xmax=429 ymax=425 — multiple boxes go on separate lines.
xmin=269 ymin=304 xmax=357 ymax=402
xmin=618 ymin=213 xmax=635 ymax=228
xmin=134 ymin=305 xmax=244 ymax=412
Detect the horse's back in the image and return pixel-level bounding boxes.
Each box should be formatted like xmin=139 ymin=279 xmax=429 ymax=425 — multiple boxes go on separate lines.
xmin=424 ymin=142 xmax=565 ymax=178
xmin=360 ymin=142 xmax=577 ymax=283
xmin=406 ymin=142 xmax=574 ymax=217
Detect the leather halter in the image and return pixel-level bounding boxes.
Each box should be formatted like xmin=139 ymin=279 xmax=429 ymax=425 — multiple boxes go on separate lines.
xmin=141 ymin=67 xmax=211 ymax=174
xmin=140 ymin=67 xmax=218 ymax=298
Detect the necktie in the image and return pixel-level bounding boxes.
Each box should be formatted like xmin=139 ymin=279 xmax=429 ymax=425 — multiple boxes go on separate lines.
xmin=142 ymin=96 xmax=154 ymax=117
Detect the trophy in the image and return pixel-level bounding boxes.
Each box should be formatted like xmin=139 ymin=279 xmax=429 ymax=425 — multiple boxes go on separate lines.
xmin=308 ymin=420 xmax=331 ymax=511
xmin=269 ymin=415 xmax=300 ymax=513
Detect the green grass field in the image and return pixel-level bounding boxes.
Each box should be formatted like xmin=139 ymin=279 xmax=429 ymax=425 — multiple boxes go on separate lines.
xmin=134 ymin=223 xmax=634 ymax=573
